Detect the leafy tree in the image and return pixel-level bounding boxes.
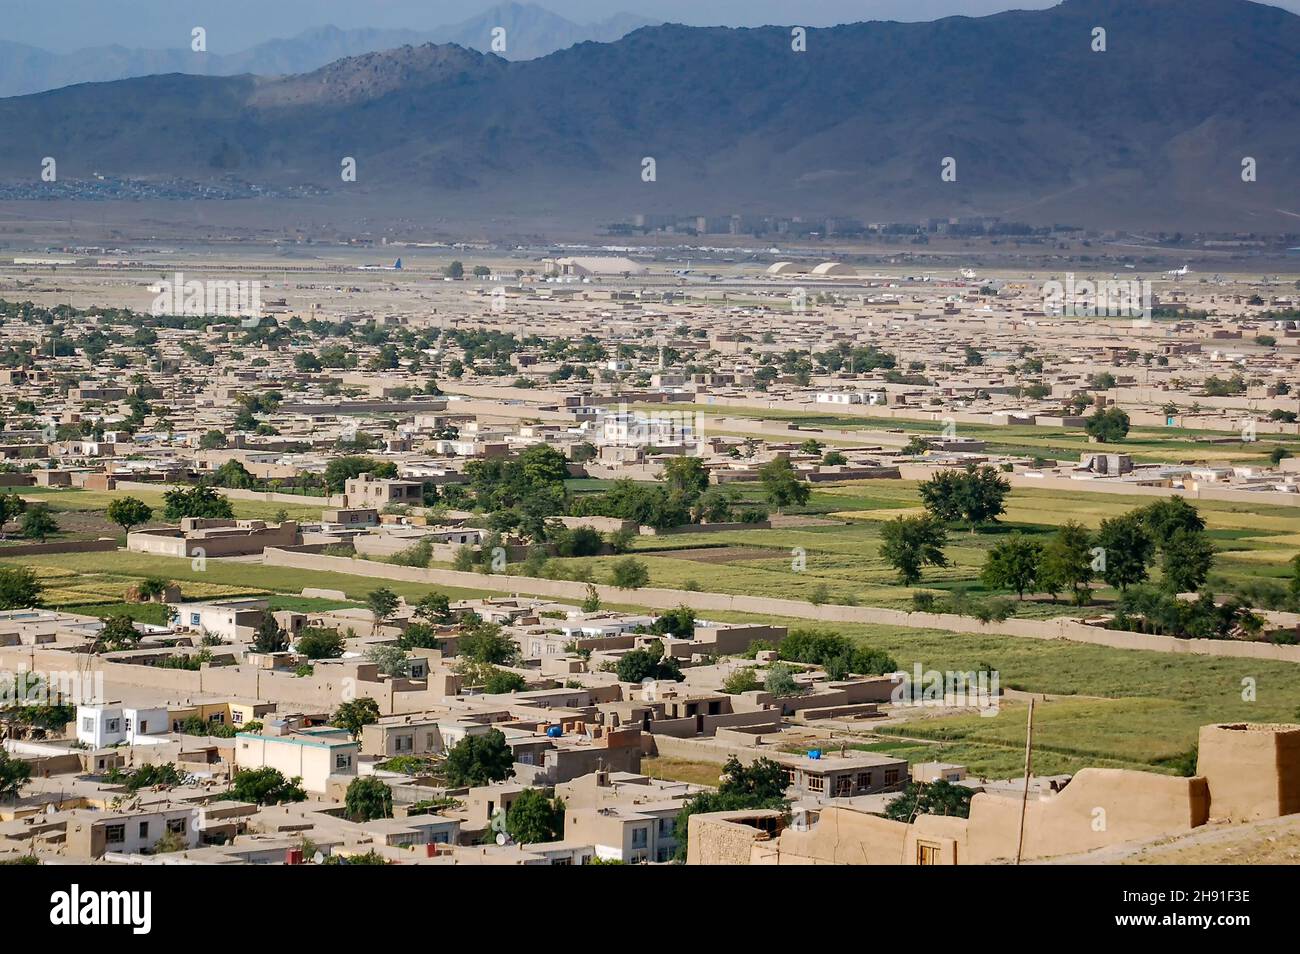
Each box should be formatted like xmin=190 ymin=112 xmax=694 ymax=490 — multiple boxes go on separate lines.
xmin=1085 ymin=407 xmax=1131 ymax=443
xmin=95 ymin=614 xmax=140 ymax=652
xmin=20 ymin=506 xmax=57 ymax=541
xmin=0 ymin=750 xmax=31 ymax=801
xmin=609 ymin=557 xmax=650 ymax=590
xmin=162 ymin=484 xmax=234 ymax=520
xmin=106 ymin=496 xmax=153 ymax=534
xmin=458 ymin=622 xmax=515 ymax=664
xmin=1038 ymin=520 xmax=1094 ymax=604
xmin=879 ymin=514 xmax=949 ymax=584
xmin=0 ymin=566 xmax=42 ymax=610
xmin=365 ymin=587 xmax=399 ymax=635
xmin=0 ymin=493 xmax=27 ymax=532
xmin=230 ymin=767 xmax=306 ymax=805
xmin=1137 ymin=497 xmax=1205 ymax=548
xmin=918 ymin=465 xmax=1009 ymax=532
xmin=721 ymin=668 xmax=761 ymax=694
xmin=251 ymin=614 xmax=288 ymax=653
xmin=884 ymin=780 xmax=974 ymax=821
xmin=981 ymin=534 xmax=1043 ymax=600
xmin=764 ymin=662 xmax=803 ymax=697
xmin=198 ymin=429 xmax=228 ymax=450
xmin=505 ymin=788 xmax=566 ymax=844
xmin=758 ymin=457 xmax=811 ymax=513
xmin=344 ymin=776 xmax=393 ymax=822
xmin=330 ymin=697 xmax=381 ymax=738
xmin=581 ymin=583 xmax=601 ymax=613
xmin=662 ymin=457 xmax=710 ymax=498
xmin=295 ymin=626 xmax=344 ymax=659
xmin=822 ymin=451 xmax=848 ymax=466
xmin=366 ymin=645 xmax=410 ymax=677
xmin=1095 ymin=513 xmax=1154 ymax=591
xmin=413 ymin=592 xmax=453 ymax=624
xmin=673 ymin=757 xmax=788 ymax=861
xmin=442 ymin=728 xmax=515 ymax=787
xmin=651 ymin=606 xmax=696 ymax=639
xmin=445 ymin=260 xmax=465 ymax=279
xmin=1160 ymin=528 xmax=1215 ymax=593
xmin=616 ymin=641 xmax=683 ymax=682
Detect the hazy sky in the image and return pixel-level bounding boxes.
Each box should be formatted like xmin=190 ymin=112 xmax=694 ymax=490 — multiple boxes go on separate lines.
xmin=5 ymin=0 xmax=1298 ymax=51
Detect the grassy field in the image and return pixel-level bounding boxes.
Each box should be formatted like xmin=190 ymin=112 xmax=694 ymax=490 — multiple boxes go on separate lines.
xmin=498 ymin=481 xmax=1300 ymax=612
xmin=648 ymin=402 xmax=1300 ymax=466
xmin=17 ymin=487 xmax=328 ymax=526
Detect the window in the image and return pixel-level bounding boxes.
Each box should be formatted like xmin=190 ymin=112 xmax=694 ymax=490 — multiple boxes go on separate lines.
xmin=81 ymin=717 xmax=95 ymax=733
xmin=631 ymin=827 xmax=648 ymax=848
xmin=208 ymin=713 xmax=224 ymax=724
xmin=884 ymin=769 xmax=901 ymax=786
xmin=857 ymin=772 xmax=872 ymax=790
xmin=551 ymin=857 xmax=572 ymax=866
xmin=105 ymin=824 xmax=126 ymax=844
xmin=138 ymin=822 xmax=150 ymax=839
xmin=139 ymin=720 xmax=149 ymax=734
xmin=124 ymin=718 xmax=133 ymax=733
xmin=806 ymin=775 xmax=824 ymax=793
xmin=426 ymin=732 xmax=436 ymax=750
xmin=106 ymin=719 xmax=120 ymax=733
xmin=917 ymin=843 xmax=941 ymax=866
xmin=335 ymin=753 xmax=352 ymax=770
xmin=232 ymin=711 xmax=244 ymax=724
xmin=190 ymin=613 xmax=201 ymax=626
xmin=658 ymin=818 xmax=674 ymax=837
xmin=168 ymin=818 xmax=186 ymax=834
xmin=834 ymin=776 xmax=853 ymax=797
xmin=395 ymin=735 xmax=413 ymax=752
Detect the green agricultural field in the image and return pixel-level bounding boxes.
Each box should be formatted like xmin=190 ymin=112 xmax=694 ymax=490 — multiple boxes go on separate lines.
xmin=17 ymin=487 xmax=327 ymax=525
xmin=511 ymin=481 xmax=1300 ymax=612
xmin=693 ymin=613 xmax=1300 ymax=777
xmin=645 ymin=402 xmax=1300 ymax=466
xmin=0 ymin=550 xmax=499 ymax=610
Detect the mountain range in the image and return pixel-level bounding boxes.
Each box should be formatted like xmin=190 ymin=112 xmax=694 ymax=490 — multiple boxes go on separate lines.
xmin=0 ymin=3 xmax=656 ymax=98
xmin=0 ymin=0 xmax=1296 ymax=230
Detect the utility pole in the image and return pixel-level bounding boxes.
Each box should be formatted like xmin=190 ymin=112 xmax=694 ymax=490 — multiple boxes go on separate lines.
xmin=1015 ymin=698 xmax=1036 ymax=865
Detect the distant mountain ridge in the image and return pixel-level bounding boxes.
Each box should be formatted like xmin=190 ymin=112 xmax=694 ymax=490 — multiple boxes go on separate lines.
xmin=0 ymin=0 xmax=1296 ymax=230
xmin=0 ymin=2 xmax=656 ymax=97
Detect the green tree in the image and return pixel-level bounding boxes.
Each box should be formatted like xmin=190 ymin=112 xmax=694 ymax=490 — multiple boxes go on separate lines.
xmin=366 ymin=645 xmax=410 ymax=677
xmin=581 ymin=583 xmax=601 ymax=613
xmin=230 ymin=767 xmax=307 ymax=805
xmin=758 ymin=457 xmax=811 ymax=513
xmin=106 ymin=496 xmax=154 ymax=535
xmin=251 ymin=614 xmax=288 ymax=653
xmin=295 ymin=626 xmax=345 ymax=659
xmin=0 ymin=750 xmax=31 ymax=801
xmin=413 ymin=592 xmax=453 ymax=625
xmin=458 ymin=621 xmax=515 ymax=664
xmin=764 ymin=662 xmax=803 ymax=698
xmin=345 ymin=776 xmax=393 ymax=822
xmin=442 ymin=729 xmax=515 ymax=787
xmin=0 ymin=566 xmax=42 ymax=610
xmin=1085 ymin=407 xmax=1131 ymax=443
xmin=95 ymin=614 xmax=140 ymax=652
xmin=1095 ymin=513 xmax=1154 ymax=591
xmin=365 ymin=587 xmax=399 ymax=635
xmin=505 ymin=788 xmax=566 ymax=844
xmin=609 ymin=557 xmax=650 ymax=590
xmin=884 ymin=780 xmax=974 ymax=821
xmin=1137 ymin=497 xmax=1205 ymax=548
xmin=919 ymin=465 xmax=1009 ymax=532
xmin=1038 ymin=520 xmax=1094 ymax=605
xmin=323 ymin=456 xmax=397 ymax=494
xmin=162 ymin=484 xmax=234 ymax=520
xmin=330 ymin=697 xmax=381 ymax=739
xmin=673 ymin=757 xmax=788 ymax=861
xmin=721 ymin=668 xmax=761 ymax=694
xmin=662 ymin=457 xmax=710 ymax=498
xmin=1160 ymin=528 xmax=1215 ymax=593
xmin=198 ymin=429 xmax=228 ymax=450
xmin=445 ymin=260 xmax=465 ymax=279
xmin=981 ymin=534 xmax=1044 ymax=600
xmin=19 ymin=506 xmax=57 ymax=541
xmin=0 ymin=493 xmax=27 ymax=532
xmin=879 ymin=514 xmax=949 ymax=585
xmin=615 ymin=641 xmax=683 ymax=682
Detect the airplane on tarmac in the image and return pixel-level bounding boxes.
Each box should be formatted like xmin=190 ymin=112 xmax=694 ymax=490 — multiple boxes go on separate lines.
xmin=358 ymin=258 xmax=402 ymax=271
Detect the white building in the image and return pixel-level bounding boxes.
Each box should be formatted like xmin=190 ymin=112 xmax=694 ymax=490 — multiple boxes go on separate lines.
xmin=76 ymin=704 xmax=170 ymax=747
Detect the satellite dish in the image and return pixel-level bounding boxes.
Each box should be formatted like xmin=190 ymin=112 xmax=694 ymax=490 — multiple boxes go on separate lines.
xmin=495 ymin=833 xmax=507 ymax=846
xmin=312 ymin=851 xmax=325 ymax=864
